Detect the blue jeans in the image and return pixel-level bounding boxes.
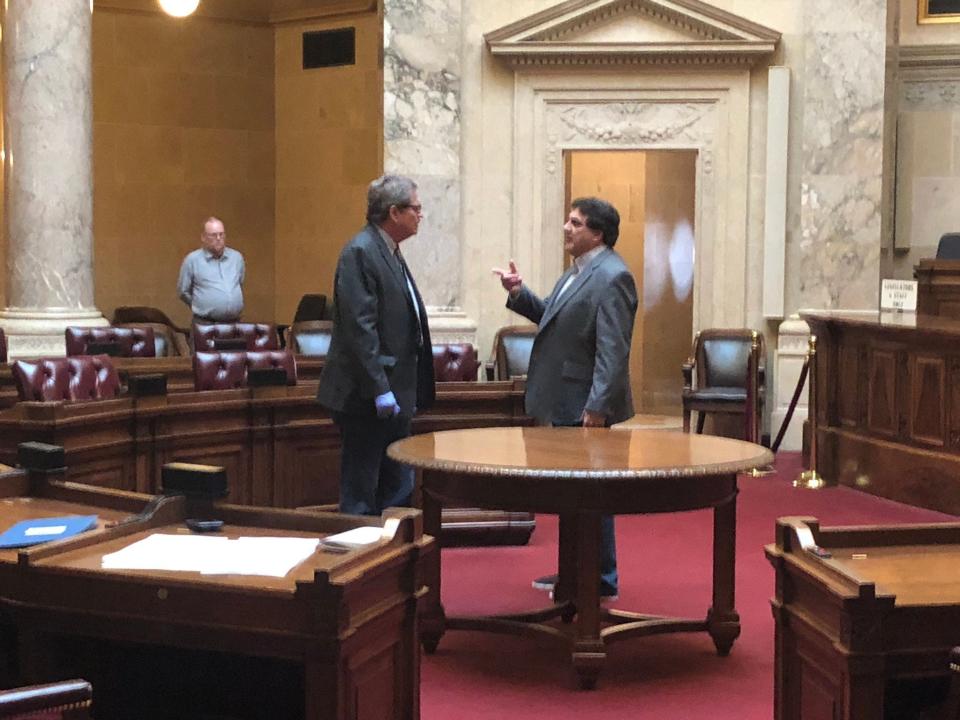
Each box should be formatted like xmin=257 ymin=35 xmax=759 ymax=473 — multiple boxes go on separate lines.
xmin=334 ymin=411 xmax=414 ymax=516
xmin=553 ymin=421 xmax=618 ymax=595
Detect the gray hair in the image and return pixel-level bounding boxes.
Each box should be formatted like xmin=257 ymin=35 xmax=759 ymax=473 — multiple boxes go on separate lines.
xmin=366 ymin=174 xmax=417 ymax=224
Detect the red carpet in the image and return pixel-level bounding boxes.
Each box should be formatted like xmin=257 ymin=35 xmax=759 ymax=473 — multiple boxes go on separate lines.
xmin=421 ymin=452 xmax=956 ymax=719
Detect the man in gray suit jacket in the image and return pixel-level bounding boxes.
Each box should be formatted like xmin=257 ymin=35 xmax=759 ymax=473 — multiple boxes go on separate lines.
xmin=317 ymin=175 xmax=435 ymax=516
xmin=494 ymin=197 xmax=638 ymax=599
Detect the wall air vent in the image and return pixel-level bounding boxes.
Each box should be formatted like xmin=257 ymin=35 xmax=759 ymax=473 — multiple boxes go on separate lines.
xmin=302 ymin=28 xmax=355 ymax=69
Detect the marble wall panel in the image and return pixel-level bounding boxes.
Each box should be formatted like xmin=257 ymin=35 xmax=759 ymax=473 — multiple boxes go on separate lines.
xmin=4 ymin=0 xmax=95 ymax=310
xmin=797 ymin=0 xmax=892 ymax=310
xmin=384 ymin=0 xmax=462 ymax=310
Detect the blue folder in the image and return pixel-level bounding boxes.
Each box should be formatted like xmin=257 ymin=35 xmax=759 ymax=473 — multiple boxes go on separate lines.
xmin=0 ymin=515 xmax=98 ymax=549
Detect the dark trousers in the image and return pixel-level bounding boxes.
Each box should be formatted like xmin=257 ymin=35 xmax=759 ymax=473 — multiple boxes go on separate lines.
xmin=334 ymin=411 xmax=414 ymax=516
xmin=554 ymin=421 xmax=618 ymax=595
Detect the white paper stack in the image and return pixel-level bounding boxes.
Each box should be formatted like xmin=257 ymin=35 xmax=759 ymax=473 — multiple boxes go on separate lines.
xmin=101 ymin=534 xmax=320 ymax=577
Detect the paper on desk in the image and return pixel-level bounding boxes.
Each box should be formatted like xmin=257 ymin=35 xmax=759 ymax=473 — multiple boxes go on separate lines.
xmin=320 ymin=518 xmax=401 ymax=550
xmin=101 ymin=534 xmax=320 ymax=577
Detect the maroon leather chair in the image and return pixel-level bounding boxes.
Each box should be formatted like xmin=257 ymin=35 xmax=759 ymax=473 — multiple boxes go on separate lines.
xmin=65 ymin=326 xmax=156 ymax=357
xmin=191 ymin=323 xmax=279 ymax=353
xmin=192 ymin=350 xmax=298 ymax=391
xmin=0 ymin=679 xmax=92 ymax=719
xmin=0 ymin=327 xmax=6 ymax=363
xmin=11 ymin=356 xmax=121 ymax=402
xmin=432 ymin=343 xmax=480 ymax=382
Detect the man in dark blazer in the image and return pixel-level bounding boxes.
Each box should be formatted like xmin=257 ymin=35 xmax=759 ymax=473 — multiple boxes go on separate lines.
xmin=317 ymin=174 xmax=435 ymax=516
xmin=493 ymin=197 xmax=638 ymax=599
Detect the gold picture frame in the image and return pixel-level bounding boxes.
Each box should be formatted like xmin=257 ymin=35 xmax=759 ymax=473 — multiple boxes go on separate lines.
xmin=919 ymin=0 xmax=960 ymax=24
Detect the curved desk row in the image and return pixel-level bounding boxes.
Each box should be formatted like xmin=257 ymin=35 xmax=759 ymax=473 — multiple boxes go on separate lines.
xmin=0 ymin=380 xmax=535 ymax=546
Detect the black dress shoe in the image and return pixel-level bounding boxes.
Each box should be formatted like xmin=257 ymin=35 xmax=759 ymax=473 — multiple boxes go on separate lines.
xmin=531 ymin=573 xmax=557 ymax=591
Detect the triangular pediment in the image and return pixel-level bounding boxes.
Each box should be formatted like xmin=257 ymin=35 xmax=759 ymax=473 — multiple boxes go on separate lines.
xmin=485 ymin=0 xmax=780 ymax=67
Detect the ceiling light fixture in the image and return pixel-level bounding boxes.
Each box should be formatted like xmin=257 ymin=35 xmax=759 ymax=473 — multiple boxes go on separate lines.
xmin=158 ymin=0 xmax=200 ymax=18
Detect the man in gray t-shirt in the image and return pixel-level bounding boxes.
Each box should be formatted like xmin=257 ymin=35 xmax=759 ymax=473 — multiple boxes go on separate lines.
xmin=177 ymin=216 xmax=245 ymax=323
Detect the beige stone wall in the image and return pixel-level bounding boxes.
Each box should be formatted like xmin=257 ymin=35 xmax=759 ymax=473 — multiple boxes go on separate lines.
xmin=901 ymin=0 xmax=960 ymax=45
xmin=92 ymin=8 xmax=275 ymax=326
xmin=273 ymin=11 xmax=383 ymax=326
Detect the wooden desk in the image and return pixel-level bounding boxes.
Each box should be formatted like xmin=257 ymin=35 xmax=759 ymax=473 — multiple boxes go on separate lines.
xmin=388 ymin=426 xmax=772 ymax=689
xmin=766 ymin=516 xmax=960 ymax=720
xmin=0 ymin=380 xmax=534 ymax=546
xmin=916 ymin=258 xmax=960 ymax=319
xmin=802 ymin=310 xmax=960 ymax=514
xmin=0 ymin=462 xmax=429 ymax=720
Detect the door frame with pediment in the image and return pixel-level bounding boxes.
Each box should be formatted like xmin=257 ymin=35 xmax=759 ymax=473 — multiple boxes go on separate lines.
xmin=483 ymin=0 xmax=779 ymax=333
xmin=511 ymin=71 xmax=751 ymax=331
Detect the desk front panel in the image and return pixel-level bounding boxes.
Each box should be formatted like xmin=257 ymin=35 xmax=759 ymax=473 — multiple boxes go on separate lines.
xmin=804 ymin=312 xmax=960 ymax=514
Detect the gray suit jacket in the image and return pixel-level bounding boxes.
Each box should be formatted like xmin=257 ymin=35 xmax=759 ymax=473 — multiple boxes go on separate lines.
xmin=317 ymin=224 xmax=435 ymax=416
xmin=507 ymin=247 xmax=638 ymax=425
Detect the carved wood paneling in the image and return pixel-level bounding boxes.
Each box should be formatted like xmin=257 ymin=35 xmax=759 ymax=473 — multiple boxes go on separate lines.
xmin=837 ymin=340 xmax=860 ymax=427
xmin=867 ymin=349 xmax=898 ymax=437
xmin=910 ymin=354 xmax=946 ymax=447
xmin=804 ymin=311 xmax=960 ymax=513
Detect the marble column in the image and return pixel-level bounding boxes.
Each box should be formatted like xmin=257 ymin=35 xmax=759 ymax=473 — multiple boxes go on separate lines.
xmin=383 ymin=0 xmax=475 ymax=344
xmin=0 ymin=0 xmax=106 ymax=359
xmin=796 ymin=0 xmax=898 ymax=310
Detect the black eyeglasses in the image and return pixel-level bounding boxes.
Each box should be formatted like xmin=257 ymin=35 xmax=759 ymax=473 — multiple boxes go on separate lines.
xmin=398 ymin=203 xmax=423 ymax=215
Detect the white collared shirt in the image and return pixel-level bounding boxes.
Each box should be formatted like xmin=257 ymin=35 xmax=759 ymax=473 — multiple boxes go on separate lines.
xmin=556 ymin=244 xmax=606 ymax=300
xmin=377 ymin=227 xmax=422 ymax=322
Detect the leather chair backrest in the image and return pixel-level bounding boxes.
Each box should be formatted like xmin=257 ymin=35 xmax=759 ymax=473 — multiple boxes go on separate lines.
xmin=12 ymin=356 xmax=121 ymax=402
xmin=696 ymin=329 xmax=765 ymax=389
xmin=191 ymin=323 xmax=279 ymax=353
xmin=493 ymin=325 xmax=538 ymax=380
xmin=113 ymin=322 xmax=188 ymax=357
xmin=65 ymin=326 xmax=156 ymax=358
xmin=289 ymin=320 xmax=333 ymax=357
xmin=292 ymin=294 xmax=328 ymax=323
xmin=433 ymin=343 xmax=480 ymax=382
xmin=192 ymin=350 xmax=298 ymax=391
xmin=112 ymin=305 xmax=176 ymax=326
xmin=0 ymin=327 xmax=6 ymax=364
xmin=937 ymin=233 xmax=960 ymax=259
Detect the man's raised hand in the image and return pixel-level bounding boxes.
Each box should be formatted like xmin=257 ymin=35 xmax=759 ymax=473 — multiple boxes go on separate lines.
xmin=492 ymin=260 xmax=523 ymax=295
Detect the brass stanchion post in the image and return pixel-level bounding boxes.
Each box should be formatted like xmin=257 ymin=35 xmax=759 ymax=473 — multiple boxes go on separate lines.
xmin=745 ymin=331 xmax=775 ymax=476
xmin=794 ymin=335 xmax=825 ymax=489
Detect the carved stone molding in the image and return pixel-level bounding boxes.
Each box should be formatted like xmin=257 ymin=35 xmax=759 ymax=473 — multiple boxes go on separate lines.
xmin=552 ymin=101 xmax=715 ymax=145
xmin=485 ymin=0 xmax=779 ymax=68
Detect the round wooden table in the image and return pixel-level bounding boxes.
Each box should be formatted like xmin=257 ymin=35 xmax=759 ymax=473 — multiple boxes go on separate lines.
xmin=388 ymin=426 xmax=773 ymax=689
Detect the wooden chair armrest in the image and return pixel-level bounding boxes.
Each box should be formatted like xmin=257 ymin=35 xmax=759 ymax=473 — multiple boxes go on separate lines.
xmin=0 ymin=679 xmax=92 ymax=718
xmin=484 ymin=360 xmax=495 ymax=382
xmin=277 ymin=323 xmax=290 ymax=350
xmin=681 ymin=358 xmax=695 ymax=390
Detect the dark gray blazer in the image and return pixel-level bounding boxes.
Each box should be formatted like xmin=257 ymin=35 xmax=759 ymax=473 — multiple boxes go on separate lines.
xmin=317 ymin=224 xmax=435 ymax=416
xmin=507 ymin=247 xmax=638 ymax=425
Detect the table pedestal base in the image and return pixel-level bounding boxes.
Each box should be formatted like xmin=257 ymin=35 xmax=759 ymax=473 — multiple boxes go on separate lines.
xmin=423 ymin=601 xmax=740 ymax=689
xmin=406 ymin=451 xmax=754 ymax=690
